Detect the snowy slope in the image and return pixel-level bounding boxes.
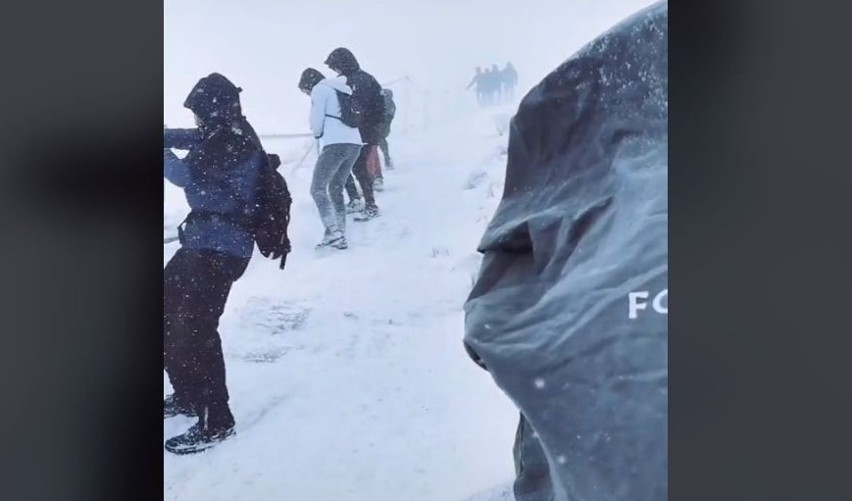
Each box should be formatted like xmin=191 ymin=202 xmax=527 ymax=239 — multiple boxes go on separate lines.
xmin=163 ymin=97 xmax=523 ymax=500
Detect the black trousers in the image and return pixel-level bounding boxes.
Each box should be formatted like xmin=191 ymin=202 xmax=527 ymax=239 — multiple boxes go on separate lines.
xmin=163 ymin=248 xmax=250 ymax=428
xmin=344 ymin=145 xmax=376 ymax=207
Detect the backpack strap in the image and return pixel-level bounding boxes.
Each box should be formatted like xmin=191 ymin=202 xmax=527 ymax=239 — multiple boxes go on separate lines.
xmin=177 ymin=153 xmax=264 ymax=242
xmin=179 ymin=210 xmax=254 ymax=242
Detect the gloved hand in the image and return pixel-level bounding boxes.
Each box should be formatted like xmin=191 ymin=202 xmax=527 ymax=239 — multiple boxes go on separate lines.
xmin=164 ymin=128 xmax=202 ymax=150
xmin=267 ymin=153 xmax=281 ymax=170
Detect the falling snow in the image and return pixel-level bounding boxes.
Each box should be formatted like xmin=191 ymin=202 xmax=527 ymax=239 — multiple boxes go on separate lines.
xmin=163 ymin=1 xmax=661 ymax=499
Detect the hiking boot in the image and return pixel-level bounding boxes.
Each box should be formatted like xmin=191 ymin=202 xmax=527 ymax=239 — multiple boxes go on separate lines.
xmin=165 ymin=405 xmax=235 ymax=455
xmin=346 ymin=198 xmax=365 ymax=214
xmin=164 ymin=422 xmax=235 ymax=455
xmin=164 ymin=394 xmax=196 ymax=419
xmin=373 ymin=177 xmax=384 ymax=191
xmin=354 ymin=205 xmax=379 ymax=222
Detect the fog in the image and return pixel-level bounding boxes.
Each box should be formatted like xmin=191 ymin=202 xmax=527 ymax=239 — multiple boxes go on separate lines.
xmin=165 ymin=0 xmax=655 ymax=133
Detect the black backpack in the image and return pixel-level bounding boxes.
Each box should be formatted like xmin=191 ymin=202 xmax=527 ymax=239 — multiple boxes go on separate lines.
xmin=250 ymin=153 xmax=292 ymax=269
xmin=330 ymin=90 xmax=360 ymax=128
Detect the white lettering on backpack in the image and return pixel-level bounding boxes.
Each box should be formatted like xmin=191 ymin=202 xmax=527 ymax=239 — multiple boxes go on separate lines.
xmin=628 ymin=289 xmax=668 ymax=319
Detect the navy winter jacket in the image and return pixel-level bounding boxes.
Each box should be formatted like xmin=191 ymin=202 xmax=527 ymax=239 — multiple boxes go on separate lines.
xmin=164 ymin=147 xmax=262 ymax=258
xmin=163 ymin=73 xmax=265 ymax=259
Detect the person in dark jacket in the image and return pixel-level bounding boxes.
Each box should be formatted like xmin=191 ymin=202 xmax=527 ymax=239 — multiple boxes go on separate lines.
xmin=502 ymin=62 xmax=519 ymax=102
xmin=490 ymin=64 xmax=503 ymax=104
xmin=325 ymin=47 xmax=383 ymax=219
xmin=467 ymin=66 xmax=486 ymax=107
xmin=481 ymin=67 xmax=496 ymax=107
xmin=162 ymin=72 xmax=265 ymax=454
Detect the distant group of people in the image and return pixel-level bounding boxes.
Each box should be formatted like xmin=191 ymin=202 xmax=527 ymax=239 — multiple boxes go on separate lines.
xmin=466 ymin=62 xmax=518 ymax=107
xmin=162 ymin=46 xmax=397 ymax=455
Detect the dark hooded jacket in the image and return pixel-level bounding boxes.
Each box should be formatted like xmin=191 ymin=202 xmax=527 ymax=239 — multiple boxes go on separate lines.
xmin=163 ymin=73 xmax=265 ymax=258
xmin=325 ymin=48 xmax=385 ymax=144
xmin=463 ymin=2 xmax=667 ymax=500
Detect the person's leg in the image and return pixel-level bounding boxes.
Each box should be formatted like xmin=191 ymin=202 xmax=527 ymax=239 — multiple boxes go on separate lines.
xmin=351 ymin=145 xmax=376 ymax=208
xmin=366 ymin=144 xmax=382 ymax=180
xmin=379 ymin=136 xmax=393 ymax=169
xmin=329 ymin=144 xmax=360 ymax=234
xmin=163 ymin=249 xmax=194 ymax=411
xmin=164 ymin=250 xmax=250 ymax=453
xmin=345 ymin=173 xmax=365 ymax=213
xmin=366 ymin=145 xmax=383 ymax=191
xmin=310 ymin=146 xmax=344 ymax=236
xmin=345 ymin=174 xmax=361 ymax=202
xmin=189 ymin=251 xmax=249 ymax=426
xmin=168 ymin=251 xmax=249 ymax=422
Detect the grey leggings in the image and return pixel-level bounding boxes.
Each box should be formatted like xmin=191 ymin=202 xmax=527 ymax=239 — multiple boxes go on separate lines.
xmin=311 ymin=143 xmax=361 ymax=235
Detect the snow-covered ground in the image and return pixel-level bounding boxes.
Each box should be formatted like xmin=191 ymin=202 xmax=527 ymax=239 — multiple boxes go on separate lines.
xmin=164 ymin=97 xmax=523 ymax=500
xmin=164 ymin=1 xmax=659 ymax=496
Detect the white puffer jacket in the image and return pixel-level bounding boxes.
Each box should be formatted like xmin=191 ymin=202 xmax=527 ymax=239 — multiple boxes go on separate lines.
xmin=309 ymin=77 xmax=363 ymax=149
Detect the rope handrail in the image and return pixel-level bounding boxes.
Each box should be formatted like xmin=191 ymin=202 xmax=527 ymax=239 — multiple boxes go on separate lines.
xmin=260 ymin=132 xmax=314 ymax=139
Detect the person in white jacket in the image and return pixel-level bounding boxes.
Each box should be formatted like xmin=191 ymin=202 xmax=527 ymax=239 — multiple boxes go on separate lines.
xmin=298 ymin=68 xmax=363 ymax=249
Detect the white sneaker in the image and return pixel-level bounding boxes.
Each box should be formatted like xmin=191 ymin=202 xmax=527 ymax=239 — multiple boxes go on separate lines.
xmin=353 ymin=205 xmax=379 ymax=222
xmin=316 ymin=230 xmax=347 ymax=250
xmin=346 ymin=199 xmax=365 ymax=214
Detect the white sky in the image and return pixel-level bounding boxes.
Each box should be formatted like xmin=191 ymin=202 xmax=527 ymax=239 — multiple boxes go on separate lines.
xmin=165 ymin=0 xmax=657 ymax=133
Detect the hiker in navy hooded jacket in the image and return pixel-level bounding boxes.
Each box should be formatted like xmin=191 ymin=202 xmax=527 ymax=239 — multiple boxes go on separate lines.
xmin=298 ymin=67 xmax=362 ymax=249
xmin=162 ymin=72 xmax=265 ymax=455
xmin=325 ymin=47 xmax=384 ymax=219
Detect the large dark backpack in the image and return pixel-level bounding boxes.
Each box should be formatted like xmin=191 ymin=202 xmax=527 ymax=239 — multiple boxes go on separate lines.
xmin=329 ymin=90 xmax=360 ymax=128
xmin=342 ymin=73 xmax=383 ymax=133
xmin=250 ymin=153 xmax=292 ymax=269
